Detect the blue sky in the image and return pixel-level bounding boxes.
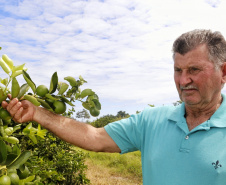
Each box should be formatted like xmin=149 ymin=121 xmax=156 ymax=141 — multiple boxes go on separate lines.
xmin=1 ymin=0 xmax=226 ymax=119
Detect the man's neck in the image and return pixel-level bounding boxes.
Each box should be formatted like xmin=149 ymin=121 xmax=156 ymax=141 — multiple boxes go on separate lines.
xmin=185 ymin=95 xmax=223 ymax=131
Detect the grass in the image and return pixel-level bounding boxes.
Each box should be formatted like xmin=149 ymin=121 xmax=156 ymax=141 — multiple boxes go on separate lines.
xmin=75 ymin=148 xmax=142 ymax=185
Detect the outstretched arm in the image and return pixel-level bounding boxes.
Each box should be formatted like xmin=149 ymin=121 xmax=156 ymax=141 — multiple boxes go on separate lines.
xmin=2 ymin=98 xmax=121 ymax=153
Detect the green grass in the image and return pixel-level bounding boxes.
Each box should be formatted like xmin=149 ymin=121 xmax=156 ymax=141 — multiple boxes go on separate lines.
xmin=77 ymin=148 xmax=142 ymax=181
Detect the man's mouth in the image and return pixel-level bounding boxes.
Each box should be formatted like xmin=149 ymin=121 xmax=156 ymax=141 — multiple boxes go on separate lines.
xmin=180 ymin=85 xmax=198 ymax=92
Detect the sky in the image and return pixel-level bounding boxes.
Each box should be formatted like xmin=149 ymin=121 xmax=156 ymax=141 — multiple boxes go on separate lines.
xmin=0 ymin=0 xmax=226 ymax=119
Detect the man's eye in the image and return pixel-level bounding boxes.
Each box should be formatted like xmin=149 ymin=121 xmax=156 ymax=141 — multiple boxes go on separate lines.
xmin=174 ymin=68 xmax=181 ymax=72
xmin=189 ymin=67 xmax=200 ymax=73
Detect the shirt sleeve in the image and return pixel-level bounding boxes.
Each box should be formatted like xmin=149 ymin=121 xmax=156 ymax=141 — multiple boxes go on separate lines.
xmin=104 ymin=110 xmax=147 ymax=154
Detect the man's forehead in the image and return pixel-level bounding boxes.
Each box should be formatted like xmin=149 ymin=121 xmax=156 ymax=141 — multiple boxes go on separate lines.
xmin=174 ymin=45 xmax=212 ymax=67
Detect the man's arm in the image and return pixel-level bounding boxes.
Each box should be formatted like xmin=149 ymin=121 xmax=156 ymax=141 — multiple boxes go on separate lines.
xmin=2 ymin=98 xmax=121 ymax=153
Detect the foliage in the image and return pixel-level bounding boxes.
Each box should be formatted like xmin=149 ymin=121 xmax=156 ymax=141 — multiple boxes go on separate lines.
xmin=20 ymin=130 xmax=90 ymax=185
xmin=0 ymin=52 xmax=100 ymax=183
xmin=90 ymin=111 xmax=130 ymax=128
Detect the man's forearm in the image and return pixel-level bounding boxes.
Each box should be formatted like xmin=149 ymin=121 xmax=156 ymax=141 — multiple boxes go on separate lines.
xmin=33 ymin=106 xmax=119 ymax=152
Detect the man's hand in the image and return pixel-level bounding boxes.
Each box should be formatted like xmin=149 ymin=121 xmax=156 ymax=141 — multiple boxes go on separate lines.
xmin=1 ymin=98 xmax=36 ymax=123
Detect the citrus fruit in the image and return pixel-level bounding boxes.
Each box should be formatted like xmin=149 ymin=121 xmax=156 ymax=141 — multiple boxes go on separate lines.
xmin=0 ymin=175 xmax=11 ymax=185
xmin=3 ymin=119 xmax=11 ymax=126
xmin=36 ymin=85 xmax=49 ymax=97
xmin=8 ymin=173 xmax=19 ymax=185
xmin=89 ymin=107 xmax=100 ymax=117
xmin=53 ymin=101 xmax=66 ymax=114
xmin=17 ymin=166 xmax=30 ymax=179
xmin=7 ymin=169 xmax=17 ymax=174
xmin=0 ymin=108 xmax=11 ymax=121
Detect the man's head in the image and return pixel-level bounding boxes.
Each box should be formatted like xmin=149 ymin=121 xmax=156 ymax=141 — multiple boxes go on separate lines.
xmin=172 ymin=29 xmax=226 ymax=69
xmin=173 ymin=29 xmax=226 ymax=107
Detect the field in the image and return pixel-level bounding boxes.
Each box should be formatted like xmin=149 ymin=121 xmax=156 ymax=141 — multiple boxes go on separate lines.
xmin=78 ymin=148 xmax=143 ymax=185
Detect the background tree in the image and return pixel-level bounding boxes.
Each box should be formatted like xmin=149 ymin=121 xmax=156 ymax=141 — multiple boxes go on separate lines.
xmin=91 ymin=111 xmax=130 ymax=128
xmin=76 ymin=109 xmax=90 ymax=122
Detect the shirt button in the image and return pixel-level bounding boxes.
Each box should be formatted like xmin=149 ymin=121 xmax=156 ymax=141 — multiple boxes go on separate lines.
xmin=185 ymin=135 xmax=189 ymax=139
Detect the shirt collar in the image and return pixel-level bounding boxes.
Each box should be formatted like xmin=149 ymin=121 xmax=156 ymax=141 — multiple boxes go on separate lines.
xmin=168 ymin=93 xmax=226 ymax=129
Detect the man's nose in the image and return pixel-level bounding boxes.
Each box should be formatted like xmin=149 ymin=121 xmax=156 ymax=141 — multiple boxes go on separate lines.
xmin=180 ymin=71 xmax=192 ymax=86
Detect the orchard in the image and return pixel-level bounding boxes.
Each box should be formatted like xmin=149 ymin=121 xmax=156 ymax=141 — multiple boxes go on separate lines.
xmin=0 ymin=51 xmax=101 ymax=184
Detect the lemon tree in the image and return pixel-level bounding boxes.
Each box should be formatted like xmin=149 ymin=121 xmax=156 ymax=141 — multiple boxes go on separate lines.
xmin=0 ymin=51 xmax=102 ymax=184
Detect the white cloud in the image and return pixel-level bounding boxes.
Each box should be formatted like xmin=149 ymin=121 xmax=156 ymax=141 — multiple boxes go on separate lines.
xmin=1 ymin=0 xmax=226 ymax=117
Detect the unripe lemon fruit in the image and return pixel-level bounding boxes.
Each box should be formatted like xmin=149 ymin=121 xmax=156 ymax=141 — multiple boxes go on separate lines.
xmin=0 ymin=108 xmax=11 ymax=121
xmin=53 ymin=101 xmax=66 ymax=114
xmin=0 ymin=175 xmax=11 ymax=185
xmin=8 ymin=173 xmax=19 ymax=185
xmin=36 ymin=85 xmax=49 ymax=97
xmin=89 ymin=107 xmax=100 ymax=117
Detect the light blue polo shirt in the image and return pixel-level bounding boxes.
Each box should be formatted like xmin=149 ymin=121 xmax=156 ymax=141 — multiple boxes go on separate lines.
xmin=104 ymin=94 xmax=226 ymax=185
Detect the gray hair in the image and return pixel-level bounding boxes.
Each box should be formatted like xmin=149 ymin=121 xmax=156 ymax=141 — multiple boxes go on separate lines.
xmin=172 ymin=29 xmax=226 ymax=69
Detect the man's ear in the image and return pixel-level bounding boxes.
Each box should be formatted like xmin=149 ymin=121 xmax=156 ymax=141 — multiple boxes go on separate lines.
xmin=221 ymin=62 xmax=226 ymax=84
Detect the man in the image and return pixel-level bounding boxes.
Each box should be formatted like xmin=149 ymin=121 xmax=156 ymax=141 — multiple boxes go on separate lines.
xmin=2 ymin=29 xmax=226 ymax=185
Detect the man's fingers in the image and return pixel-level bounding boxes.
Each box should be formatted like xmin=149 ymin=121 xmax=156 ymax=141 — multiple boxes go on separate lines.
xmin=1 ymin=101 xmax=8 ymax=109
xmin=13 ymin=107 xmax=23 ymax=123
xmin=6 ymin=98 xmax=21 ymax=117
xmin=7 ymin=94 xmax=12 ymax=100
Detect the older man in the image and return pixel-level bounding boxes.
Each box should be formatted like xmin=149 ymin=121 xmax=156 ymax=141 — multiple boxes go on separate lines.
xmin=2 ymin=29 xmax=226 ymax=185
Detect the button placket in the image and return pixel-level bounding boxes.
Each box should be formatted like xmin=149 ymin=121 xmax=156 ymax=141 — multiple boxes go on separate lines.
xmin=179 ymin=134 xmax=191 ymax=153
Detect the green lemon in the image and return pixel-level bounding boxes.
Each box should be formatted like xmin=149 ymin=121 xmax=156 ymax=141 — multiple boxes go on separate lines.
xmin=0 ymin=175 xmax=11 ymax=185
xmin=53 ymin=101 xmax=66 ymax=114
xmin=7 ymin=169 xmax=17 ymax=174
xmin=3 ymin=119 xmax=11 ymax=126
xmin=8 ymin=173 xmax=19 ymax=185
xmin=17 ymin=166 xmax=30 ymax=179
xmin=89 ymin=107 xmax=100 ymax=117
xmin=36 ymin=85 xmax=49 ymax=97
xmin=0 ymin=108 xmax=11 ymax=121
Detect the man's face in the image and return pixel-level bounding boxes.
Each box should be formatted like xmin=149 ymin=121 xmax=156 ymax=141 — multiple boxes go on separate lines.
xmin=174 ymin=44 xmax=223 ymax=107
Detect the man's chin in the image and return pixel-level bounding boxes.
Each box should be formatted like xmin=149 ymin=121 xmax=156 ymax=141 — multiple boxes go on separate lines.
xmin=182 ymin=97 xmax=200 ymax=106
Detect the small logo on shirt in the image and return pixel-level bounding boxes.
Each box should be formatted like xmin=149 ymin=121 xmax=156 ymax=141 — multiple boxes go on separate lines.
xmin=212 ymin=160 xmax=222 ymax=169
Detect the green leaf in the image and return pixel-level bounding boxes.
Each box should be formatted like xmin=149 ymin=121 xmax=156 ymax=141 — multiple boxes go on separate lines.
xmin=5 ymin=153 xmax=18 ymax=166
xmin=24 ymin=95 xmax=41 ymax=106
xmin=36 ymin=124 xmax=47 ymax=139
xmin=2 ymin=54 xmax=14 ymax=69
xmin=13 ymin=124 xmax=21 ymax=132
xmin=1 ymin=78 xmax=8 ymax=86
xmin=23 ymin=122 xmax=32 ymax=135
xmin=0 ymin=89 xmax=7 ymax=104
xmin=29 ymin=134 xmax=37 ymax=144
xmin=49 ymin=72 xmax=58 ymax=94
xmin=22 ymin=70 xmax=36 ymax=93
xmin=92 ymin=99 xmax=101 ymax=110
xmin=17 ymin=84 xmax=30 ymax=99
xmin=12 ymin=144 xmax=21 ymax=155
xmin=37 ymin=98 xmax=53 ymax=110
xmin=13 ymin=63 xmax=25 ymax=72
xmin=0 ymin=140 xmax=7 ymax=164
xmin=45 ymin=93 xmax=59 ymax=101
xmin=23 ymin=175 xmax=35 ymax=183
xmin=58 ymin=82 xmax=69 ymax=95
xmin=0 ymin=58 xmax=11 ymax=74
xmin=11 ymin=77 xmax=20 ymax=98
xmin=7 ymin=151 xmax=31 ymax=169
xmin=60 ymin=96 xmax=74 ymax=106
xmin=64 ymin=76 xmax=77 ymax=86
xmin=80 ymin=89 xmax=94 ymax=99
